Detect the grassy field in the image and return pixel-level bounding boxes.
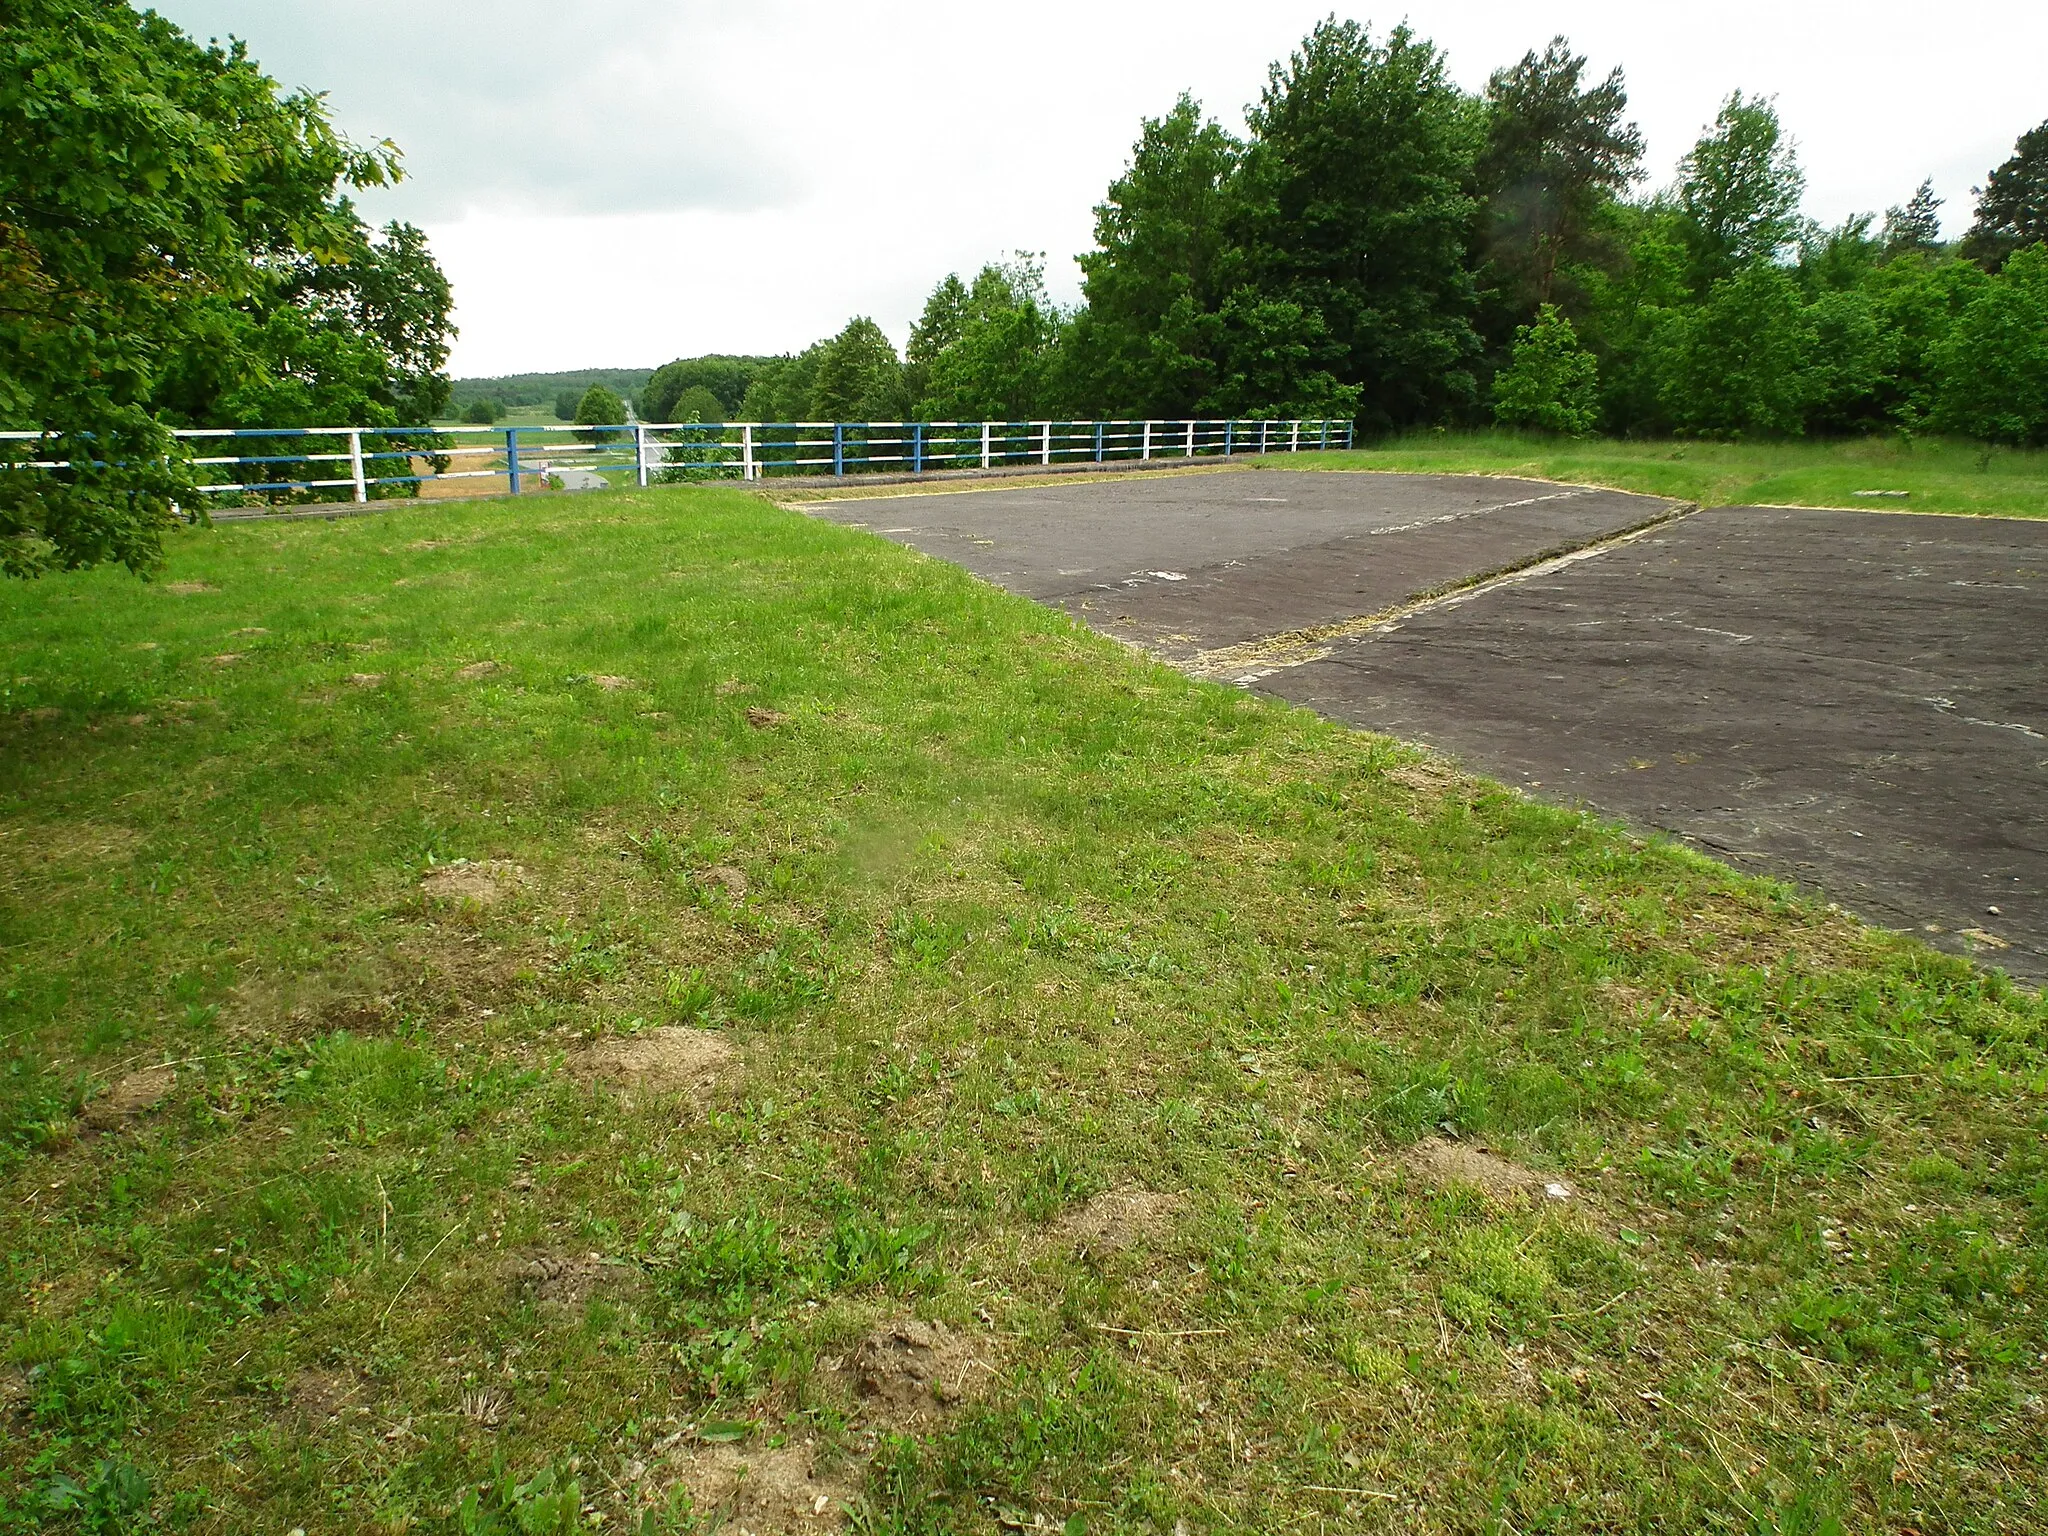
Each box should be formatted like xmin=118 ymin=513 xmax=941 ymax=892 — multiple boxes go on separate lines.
xmin=1 ymin=482 xmax=2043 ymax=1535
xmin=1306 ymin=432 xmax=2048 ymax=518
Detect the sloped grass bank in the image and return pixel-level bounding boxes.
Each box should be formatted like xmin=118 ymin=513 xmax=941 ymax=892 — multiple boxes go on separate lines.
xmin=1305 ymin=431 xmax=2048 ymax=517
xmin=0 ymin=483 xmax=2042 ymax=1534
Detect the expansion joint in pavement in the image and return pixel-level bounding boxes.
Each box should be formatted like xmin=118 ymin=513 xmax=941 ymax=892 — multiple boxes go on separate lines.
xmin=1188 ymin=501 xmax=1701 ymax=684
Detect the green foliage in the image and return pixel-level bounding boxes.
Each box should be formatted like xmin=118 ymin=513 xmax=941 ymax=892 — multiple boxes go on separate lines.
xmin=461 ymin=397 xmax=503 ymax=425
xmin=1237 ymin=19 xmax=1484 ymax=431
xmin=1476 ymin=37 xmax=1645 ymax=316
xmin=1491 ymin=304 xmax=1599 ymax=433
xmin=1674 ymin=94 xmax=1807 ymax=288
xmin=915 ymin=259 xmax=1063 ymax=420
xmin=669 ymin=385 xmax=724 ymax=424
xmin=0 ymin=0 xmax=452 ymax=574
xmin=572 ymin=384 xmax=625 ymax=443
xmin=553 ymin=389 xmax=583 ymax=421
xmin=640 ymin=356 xmax=768 ymax=422
xmin=1963 ymin=118 xmax=2048 ymax=269
xmin=1932 ymin=243 xmax=2048 ymax=444
xmin=810 ymin=317 xmax=906 ymax=421
xmin=1656 ymin=264 xmax=1816 ymax=436
xmin=1883 ymin=179 xmax=1945 ymax=258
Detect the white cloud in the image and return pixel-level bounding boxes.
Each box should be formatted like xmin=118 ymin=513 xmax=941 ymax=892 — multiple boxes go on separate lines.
xmin=150 ymin=0 xmax=2048 ymax=376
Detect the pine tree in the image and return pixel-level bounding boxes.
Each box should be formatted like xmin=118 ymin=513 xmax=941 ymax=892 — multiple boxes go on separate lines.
xmin=1882 ymin=179 xmax=1944 ymax=256
xmin=1963 ymin=119 xmax=2048 ymax=270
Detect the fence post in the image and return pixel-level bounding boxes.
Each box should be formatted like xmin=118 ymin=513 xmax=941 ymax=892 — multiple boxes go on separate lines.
xmin=1041 ymin=421 xmax=1051 ymax=466
xmin=1094 ymin=422 xmax=1104 ymax=463
xmin=506 ymin=428 xmax=521 ymax=494
xmin=1259 ymin=419 xmax=1269 ymax=456
xmin=347 ymin=430 xmax=368 ymax=502
xmin=1185 ymin=420 xmax=1195 ymax=458
xmin=633 ymin=424 xmax=649 ymax=488
xmin=1290 ymin=420 xmax=1300 ymax=454
xmin=981 ymin=421 xmax=991 ymax=470
xmin=1346 ymin=422 xmax=1356 ymax=449
xmin=1142 ymin=420 xmax=1152 ymax=460
xmin=1320 ymin=420 xmax=1330 ymax=450
xmin=1224 ymin=420 xmax=1234 ymax=458
xmin=913 ymin=422 xmax=924 ymax=474
xmin=742 ymin=423 xmax=756 ymax=481
xmin=834 ymin=423 xmax=844 ymax=477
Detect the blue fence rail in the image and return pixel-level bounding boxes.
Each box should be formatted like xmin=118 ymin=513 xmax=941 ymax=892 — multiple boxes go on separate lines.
xmin=0 ymin=417 xmax=1355 ymax=508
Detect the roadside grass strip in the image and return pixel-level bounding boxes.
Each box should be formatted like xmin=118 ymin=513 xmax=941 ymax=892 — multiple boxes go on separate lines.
xmin=0 ymin=482 xmax=2042 ymax=1533
xmin=1299 ymin=430 xmax=2048 ymax=519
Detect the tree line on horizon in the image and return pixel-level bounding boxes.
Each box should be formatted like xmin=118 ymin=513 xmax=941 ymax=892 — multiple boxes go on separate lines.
xmin=6 ymin=6 xmax=2048 ymax=576
xmin=641 ymin=23 xmax=2048 ymax=449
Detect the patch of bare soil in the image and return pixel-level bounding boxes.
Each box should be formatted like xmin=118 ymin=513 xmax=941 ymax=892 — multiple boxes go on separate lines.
xmin=455 ymin=660 xmax=503 ymax=680
xmin=505 ymin=1251 xmax=645 ymax=1314
xmin=210 ymin=652 xmax=242 ymax=666
xmin=1405 ymin=1137 xmax=1575 ymax=1208
xmin=291 ymin=1366 xmax=375 ymax=1427
xmin=699 ymin=865 xmax=749 ymax=899
xmin=1056 ymin=1187 xmax=1183 ymax=1254
xmin=576 ymin=1026 xmax=736 ymax=1097
xmin=160 ymin=581 xmax=217 ymax=595
xmin=669 ymin=1441 xmax=854 ymax=1533
xmin=1385 ymin=757 xmax=1464 ymax=796
xmin=345 ymin=672 xmax=386 ymax=687
xmin=419 ymin=859 xmax=524 ymax=906
xmin=842 ymin=1318 xmax=986 ymax=1426
xmin=745 ymin=706 xmax=789 ymax=729
xmin=591 ymin=674 xmax=638 ymax=692
xmin=82 ymin=1065 xmax=175 ymax=1130
xmin=714 ymin=678 xmax=752 ymax=697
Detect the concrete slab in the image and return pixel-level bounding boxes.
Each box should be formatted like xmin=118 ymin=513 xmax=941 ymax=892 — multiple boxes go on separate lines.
xmin=807 ymin=467 xmax=1683 ymax=659
xmin=1262 ymin=506 xmax=2046 ymax=981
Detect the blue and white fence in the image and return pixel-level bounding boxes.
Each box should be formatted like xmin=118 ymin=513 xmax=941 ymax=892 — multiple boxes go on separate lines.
xmin=0 ymin=417 xmax=1355 ymax=507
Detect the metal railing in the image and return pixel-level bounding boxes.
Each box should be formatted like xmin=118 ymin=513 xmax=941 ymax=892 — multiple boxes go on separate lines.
xmin=0 ymin=417 xmax=1355 ymax=507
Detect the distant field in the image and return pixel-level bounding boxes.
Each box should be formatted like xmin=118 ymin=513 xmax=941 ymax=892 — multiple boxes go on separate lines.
xmin=1 ymin=482 xmax=2041 ymax=1532
xmin=1304 ymin=432 xmax=2048 ymax=518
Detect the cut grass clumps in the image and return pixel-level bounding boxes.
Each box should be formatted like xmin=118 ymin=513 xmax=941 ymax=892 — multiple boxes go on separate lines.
xmin=0 ymin=480 xmax=2043 ymax=1532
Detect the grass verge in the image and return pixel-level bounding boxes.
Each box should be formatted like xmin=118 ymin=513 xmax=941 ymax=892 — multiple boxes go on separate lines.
xmin=1300 ymin=430 xmax=2048 ymax=517
xmin=0 ymin=482 xmax=2043 ymax=1534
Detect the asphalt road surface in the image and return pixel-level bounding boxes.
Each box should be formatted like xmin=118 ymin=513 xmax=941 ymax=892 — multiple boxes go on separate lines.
xmin=805 ymin=469 xmax=2044 ymax=981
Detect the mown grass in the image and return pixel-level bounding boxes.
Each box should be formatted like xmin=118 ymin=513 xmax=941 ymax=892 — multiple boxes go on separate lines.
xmin=1304 ymin=430 xmax=2048 ymax=517
xmin=0 ymin=482 xmax=2043 ymax=1534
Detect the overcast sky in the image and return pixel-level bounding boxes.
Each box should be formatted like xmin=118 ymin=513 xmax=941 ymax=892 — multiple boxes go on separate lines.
xmin=151 ymin=1 xmax=2048 ymax=379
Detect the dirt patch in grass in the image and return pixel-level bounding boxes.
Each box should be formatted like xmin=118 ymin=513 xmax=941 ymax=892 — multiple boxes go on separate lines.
xmin=591 ymin=674 xmax=637 ymax=692
xmin=291 ymin=1366 xmax=375 ymax=1427
xmin=668 ymin=1440 xmax=854 ymax=1533
xmin=345 ymin=672 xmax=385 ymax=687
xmin=82 ymin=1065 xmax=175 ymax=1129
xmin=505 ymin=1251 xmax=645 ymax=1315
xmin=575 ymin=1026 xmax=737 ymax=1097
xmin=419 ymin=859 xmax=524 ymax=905
xmin=455 ymin=659 xmax=503 ymax=680
xmin=840 ymin=1318 xmax=987 ymax=1426
xmin=699 ymin=865 xmax=749 ymax=899
xmin=160 ymin=581 xmax=216 ymax=595
xmin=1405 ymin=1136 xmax=1576 ymax=1208
xmin=746 ymin=706 xmax=789 ymax=729
xmin=1055 ymin=1186 xmax=1183 ymax=1254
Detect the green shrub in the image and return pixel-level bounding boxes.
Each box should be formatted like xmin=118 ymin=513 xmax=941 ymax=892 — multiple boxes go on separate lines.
xmin=460 ymin=397 xmax=502 ymax=424
xmin=1491 ymin=304 xmax=1599 ymax=434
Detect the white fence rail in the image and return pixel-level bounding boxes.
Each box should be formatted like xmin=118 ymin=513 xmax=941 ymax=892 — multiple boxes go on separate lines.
xmin=0 ymin=418 xmax=1355 ymax=507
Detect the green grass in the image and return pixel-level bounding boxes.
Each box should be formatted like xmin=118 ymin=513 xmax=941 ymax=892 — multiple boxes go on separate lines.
xmin=1302 ymin=430 xmax=2048 ymax=517
xmin=0 ymin=482 xmax=2044 ymax=1534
